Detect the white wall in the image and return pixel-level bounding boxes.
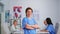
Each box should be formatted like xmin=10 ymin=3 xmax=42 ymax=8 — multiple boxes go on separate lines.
xmin=59 ymin=0 xmax=60 ymax=21
xmin=1 ymin=0 xmax=59 ymax=29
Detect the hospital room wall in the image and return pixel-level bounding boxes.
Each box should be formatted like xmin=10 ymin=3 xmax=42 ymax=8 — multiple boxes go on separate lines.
xmin=57 ymin=0 xmax=60 ymax=33
xmin=1 ymin=0 xmax=59 ymax=29
xmin=59 ymin=0 xmax=60 ymax=21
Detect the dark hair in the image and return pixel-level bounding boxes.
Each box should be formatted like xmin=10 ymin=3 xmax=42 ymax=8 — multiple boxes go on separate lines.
xmin=46 ymin=17 xmax=53 ymax=25
xmin=25 ymin=7 xmax=33 ymax=16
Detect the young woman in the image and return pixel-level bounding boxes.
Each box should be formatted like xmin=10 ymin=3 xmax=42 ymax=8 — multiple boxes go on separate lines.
xmin=22 ymin=7 xmax=39 ymax=34
xmin=41 ymin=18 xmax=55 ymax=34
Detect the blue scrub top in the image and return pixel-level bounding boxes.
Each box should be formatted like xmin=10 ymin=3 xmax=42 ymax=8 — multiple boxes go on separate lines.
xmin=22 ymin=17 xmax=37 ymax=34
xmin=46 ymin=24 xmax=56 ymax=34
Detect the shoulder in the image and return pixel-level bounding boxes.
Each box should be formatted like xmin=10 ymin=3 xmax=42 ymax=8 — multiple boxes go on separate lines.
xmin=11 ymin=25 xmax=14 ymax=29
xmin=23 ymin=17 xmax=27 ymax=20
xmin=22 ymin=17 xmax=28 ymax=22
xmin=11 ymin=25 xmax=14 ymax=27
xmin=49 ymin=24 xmax=53 ymax=27
xmin=23 ymin=17 xmax=26 ymax=19
xmin=48 ymin=24 xmax=54 ymax=28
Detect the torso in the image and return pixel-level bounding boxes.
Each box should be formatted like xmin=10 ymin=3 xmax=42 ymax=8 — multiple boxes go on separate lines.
xmin=23 ymin=17 xmax=36 ymax=34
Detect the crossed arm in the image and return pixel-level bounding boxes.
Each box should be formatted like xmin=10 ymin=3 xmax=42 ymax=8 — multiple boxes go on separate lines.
xmin=25 ymin=24 xmax=40 ymax=29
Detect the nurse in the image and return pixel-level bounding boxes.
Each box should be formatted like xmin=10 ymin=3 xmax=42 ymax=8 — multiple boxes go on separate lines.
xmin=22 ymin=7 xmax=40 ymax=34
xmin=40 ymin=18 xmax=55 ymax=34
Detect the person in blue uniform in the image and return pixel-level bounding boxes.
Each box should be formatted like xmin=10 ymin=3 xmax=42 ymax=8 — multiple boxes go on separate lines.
xmin=41 ymin=18 xmax=55 ymax=34
xmin=22 ymin=7 xmax=40 ymax=34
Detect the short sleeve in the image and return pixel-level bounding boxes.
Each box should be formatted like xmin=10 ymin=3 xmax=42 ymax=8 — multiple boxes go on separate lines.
xmin=22 ymin=18 xmax=27 ymax=29
xmin=46 ymin=25 xmax=54 ymax=33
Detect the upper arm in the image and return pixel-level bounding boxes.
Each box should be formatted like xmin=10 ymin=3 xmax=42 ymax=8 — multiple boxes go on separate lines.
xmin=22 ymin=18 xmax=27 ymax=29
xmin=22 ymin=18 xmax=34 ymax=29
xmin=46 ymin=25 xmax=54 ymax=32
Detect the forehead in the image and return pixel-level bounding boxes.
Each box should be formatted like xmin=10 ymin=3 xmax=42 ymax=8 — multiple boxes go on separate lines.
xmin=27 ymin=10 xmax=32 ymax=13
xmin=27 ymin=9 xmax=32 ymax=11
xmin=13 ymin=21 xmax=17 ymax=24
xmin=13 ymin=21 xmax=17 ymax=23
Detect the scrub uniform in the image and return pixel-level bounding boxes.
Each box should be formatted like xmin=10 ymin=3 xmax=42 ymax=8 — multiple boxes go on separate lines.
xmin=22 ymin=17 xmax=37 ymax=34
xmin=46 ymin=24 xmax=56 ymax=34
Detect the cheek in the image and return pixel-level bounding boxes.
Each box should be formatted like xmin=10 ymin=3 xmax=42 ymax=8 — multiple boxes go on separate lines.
xmin=44 ymin=22 xmax=47 ymax=25
xmin=15 ymin=22 xmax=17 ymax=25
xmin=29 ymin=12 xmax=32 ymax=15
xmin=46 ymin=23 xmax=47 ymax=25
xmin=27 ymin=12 xmax=32 ymax=15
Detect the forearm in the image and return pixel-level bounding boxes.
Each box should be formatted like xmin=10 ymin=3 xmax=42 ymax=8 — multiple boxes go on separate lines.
xmin=26 ymin=26 xmax=34 ymax=29
xmin=32 ymin=24 xmax=40 ymax=29
xmin=40 ymin=30 xmax=48 ymax=32
xmin=25 ymin=24 xmax=34 ymax=29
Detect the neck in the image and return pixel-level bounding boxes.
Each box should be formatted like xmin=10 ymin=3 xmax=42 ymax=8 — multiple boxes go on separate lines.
xmin=27 ymin=16 xmax=31 ymax=18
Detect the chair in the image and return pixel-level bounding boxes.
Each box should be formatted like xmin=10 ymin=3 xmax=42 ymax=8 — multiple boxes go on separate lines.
xmin=55 ymin=23 xmax=59 ymax=34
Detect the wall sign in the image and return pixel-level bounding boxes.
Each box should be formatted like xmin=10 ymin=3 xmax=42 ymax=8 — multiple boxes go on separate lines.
xmin=13 ymin=6 xmax=22 ymax=28
xmin=13 ymin=6 xmax=22 ymax=18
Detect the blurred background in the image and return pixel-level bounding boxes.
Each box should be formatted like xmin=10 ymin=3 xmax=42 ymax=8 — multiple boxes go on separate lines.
xmin=0 ymin=0 xmax=60 ymax=34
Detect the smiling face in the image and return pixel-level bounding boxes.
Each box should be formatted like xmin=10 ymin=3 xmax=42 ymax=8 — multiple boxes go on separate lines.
xmin=26 ymin=9 xmax=32 ymax=17
xmin=13 ymin=20 xmax=17 ymax=26
xmin=14 ymin=21 xmax=17 ymax=26
xmin=25 ymin=7 xmax=33 ymax=17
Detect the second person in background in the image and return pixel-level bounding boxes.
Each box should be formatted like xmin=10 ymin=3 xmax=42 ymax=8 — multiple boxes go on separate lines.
xmin=40 ymin=18 xmax=55 ymax=34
